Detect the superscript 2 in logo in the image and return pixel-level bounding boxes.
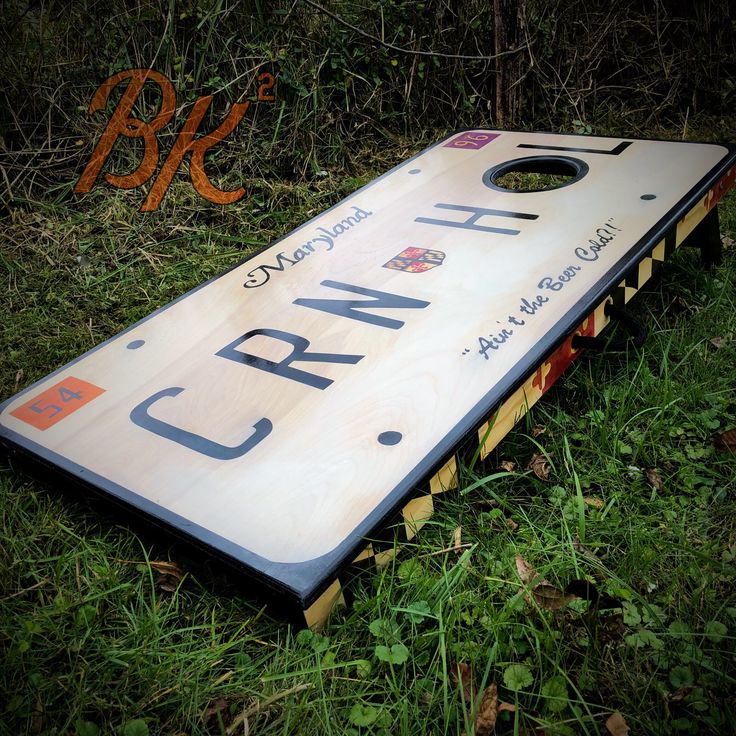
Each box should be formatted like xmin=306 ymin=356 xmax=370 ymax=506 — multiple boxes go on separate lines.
xmin=74 ymin=68 xmax=276 ymax=211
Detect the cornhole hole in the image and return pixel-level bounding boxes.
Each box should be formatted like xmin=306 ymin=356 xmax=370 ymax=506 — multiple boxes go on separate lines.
xmin=2 ymin=131 xmax=734 ymax=627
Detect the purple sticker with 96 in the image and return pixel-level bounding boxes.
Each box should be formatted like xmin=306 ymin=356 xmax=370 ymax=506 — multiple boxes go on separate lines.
xmin=444 ymin=131 xmax=500 ymax=150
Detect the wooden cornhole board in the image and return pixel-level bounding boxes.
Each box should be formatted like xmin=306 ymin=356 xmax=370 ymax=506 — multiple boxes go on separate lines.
xmin=2 ymin=131 xmax=734 ymax=627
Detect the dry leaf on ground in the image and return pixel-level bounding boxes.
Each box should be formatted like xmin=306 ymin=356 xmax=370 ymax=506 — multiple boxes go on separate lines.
xmin=714 ymin=429 xmax=736 ymax=453
xmin=532 ymin=424 xmax=546 ymax=437
xmin=150 ymin=560 xmax=184 ymax=577
xmin=669 ymin=686 xmax=693 ymax=702
xmin=515 ymin=555 xmax=576 ymax=610
xmin=474 ymin=683 xmax=498 ymax=736
xmin=203 ymin=697 xmax=230 ymax=726
xmin=722 ymin=235 xmax=734 ymax=249
xmin=515 ymin=555 xmax=536 ymax=585
xmin=644 ymin=468 xmax=663 ymax=490
xmin=606 ymin=711 xmax=630 ymax=735
xmin=500 ymin=460 xmax=516 ymax=472
xmin=460 ymin=683 xmax=510 ymax=736
xmin=599 ymin=613 xmax=626 ymax=643
xmin=450 ymin=662 xmax=475 ymax=703
xmin=30 ymin=694 xmax=43 ymax=734
xmin=527 ymin=453 xmax=552 ymax=481
xmin=150 ymin=561 xmax=184 ymax=594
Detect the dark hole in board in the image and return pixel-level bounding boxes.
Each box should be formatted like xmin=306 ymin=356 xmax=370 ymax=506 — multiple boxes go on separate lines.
xmin=485 ymin=156 xmax=588 ymax=193
xmin=494 ymin=170 xmax=574 ymax=191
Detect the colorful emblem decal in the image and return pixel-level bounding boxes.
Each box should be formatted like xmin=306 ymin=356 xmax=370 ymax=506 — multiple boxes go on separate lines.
xmin=705 ymin=166 xmax=736 ymax=211
xmin=444 ymin=131 xmax=500 ymax=150
xmin=383 ymin=247 xmax=446 ymax=273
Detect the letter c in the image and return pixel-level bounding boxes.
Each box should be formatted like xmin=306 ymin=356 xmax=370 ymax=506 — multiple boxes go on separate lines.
xmin=575 ymin=246 xmax=598 ymax=262
xmin=130 ymin=387 xmax=272 ymax=460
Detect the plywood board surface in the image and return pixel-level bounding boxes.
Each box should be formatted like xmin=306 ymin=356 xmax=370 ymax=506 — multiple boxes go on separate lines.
xmin=2 ymin=131 xmax=734 ymax=606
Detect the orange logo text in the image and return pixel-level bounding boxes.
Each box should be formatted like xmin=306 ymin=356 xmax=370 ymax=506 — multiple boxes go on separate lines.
xmin=74 ymin=68 xmax=274 ymax=211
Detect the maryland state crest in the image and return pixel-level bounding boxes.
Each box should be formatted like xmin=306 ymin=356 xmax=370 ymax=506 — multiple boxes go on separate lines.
xmin=383 ymin=247 xmax=446 ymax=273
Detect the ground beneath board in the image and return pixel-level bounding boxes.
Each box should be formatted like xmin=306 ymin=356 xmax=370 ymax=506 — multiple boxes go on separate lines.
xmin=1 ymin=132 xmax=735 ymax=736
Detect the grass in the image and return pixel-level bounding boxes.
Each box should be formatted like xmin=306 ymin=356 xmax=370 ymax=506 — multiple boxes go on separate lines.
xmin=1 ymin=137 xmax=735 ymax=736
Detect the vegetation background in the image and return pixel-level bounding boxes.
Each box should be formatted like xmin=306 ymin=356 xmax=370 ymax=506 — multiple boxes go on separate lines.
xmin=1 ymin=1 xmax=734 ymax=734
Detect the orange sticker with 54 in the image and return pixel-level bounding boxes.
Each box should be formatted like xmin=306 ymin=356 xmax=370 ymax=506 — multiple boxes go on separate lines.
xmin=11 ymin=377 xmax=105 ymax=431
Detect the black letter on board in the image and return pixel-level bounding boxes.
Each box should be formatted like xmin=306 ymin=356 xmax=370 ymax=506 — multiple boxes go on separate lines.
xmin=516 ymin=141 xmax=632 ymax=155
xmin=415 ymin=203 xmax=538 ymax=235
xmin=293 ymin=280 xmax=430 ymax=329
xmin=216 ymin=328 xmax=364 ymax=390
xmin=130 ymin=387 xmax=272 ymax=460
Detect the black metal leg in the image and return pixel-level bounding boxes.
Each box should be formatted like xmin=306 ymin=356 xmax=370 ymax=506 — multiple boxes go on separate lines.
xmin=682 ymin=207 xmax=722 ymax=267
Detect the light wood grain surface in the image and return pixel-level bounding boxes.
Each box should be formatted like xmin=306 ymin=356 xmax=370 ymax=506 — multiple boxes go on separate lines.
xmin=1 ymin=131 xmax=730 ymax=564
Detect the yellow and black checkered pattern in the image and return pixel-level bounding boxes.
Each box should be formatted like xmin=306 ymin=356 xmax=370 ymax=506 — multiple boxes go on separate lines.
xmin=302 ymin=456 xmax=459 ymax=628
xmin=612 ymin=188 xmax=715 ymax=308
xmin=303 ymin=189 xmax=721 ymax=630
xmin=351 ymin=455 xmax=459 ymax=564
xmin=612 ymin=230 xmax=676 ymax=308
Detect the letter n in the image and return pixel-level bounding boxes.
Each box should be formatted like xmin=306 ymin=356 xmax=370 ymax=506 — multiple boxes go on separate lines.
xmin=293 ymin=280 xmax=430 ymax=329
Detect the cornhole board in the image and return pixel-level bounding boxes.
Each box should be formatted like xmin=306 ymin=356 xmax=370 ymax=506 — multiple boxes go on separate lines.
xmin=2 ymin=131 xmax=735 ymax=627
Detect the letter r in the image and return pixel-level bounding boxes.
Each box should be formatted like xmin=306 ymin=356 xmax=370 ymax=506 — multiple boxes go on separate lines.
xmin=216 ymin=329 xmax=364 ymax=389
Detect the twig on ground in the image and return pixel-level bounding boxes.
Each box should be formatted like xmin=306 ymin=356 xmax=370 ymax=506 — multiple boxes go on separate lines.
xmin=226 ymin=683 xmax=314 ymax=735
xmin=301 ymin=0 xmax=526 ymax=62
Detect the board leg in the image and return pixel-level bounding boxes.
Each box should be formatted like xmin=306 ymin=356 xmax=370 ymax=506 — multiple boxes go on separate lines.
xmin=682 ymin=207 xmax=722 ymax=267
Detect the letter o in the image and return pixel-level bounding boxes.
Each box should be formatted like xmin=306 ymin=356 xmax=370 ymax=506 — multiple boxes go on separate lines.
xmin=483 ymin=155 xmax=590 ymax=193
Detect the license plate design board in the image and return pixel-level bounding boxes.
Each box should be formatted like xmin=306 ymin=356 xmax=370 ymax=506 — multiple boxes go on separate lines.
xmin=2 ymin=131 xmax=734 ymax=624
